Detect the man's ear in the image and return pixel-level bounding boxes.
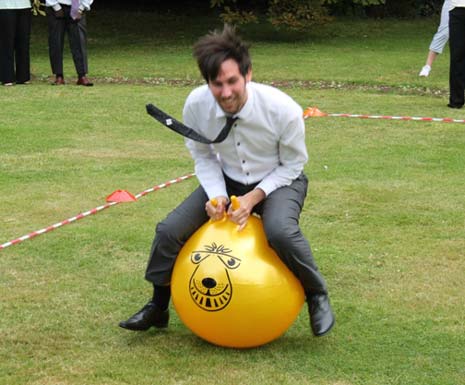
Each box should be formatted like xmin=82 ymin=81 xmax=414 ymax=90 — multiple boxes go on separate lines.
xmin=246 ymin=68 xmax=252 ymax=82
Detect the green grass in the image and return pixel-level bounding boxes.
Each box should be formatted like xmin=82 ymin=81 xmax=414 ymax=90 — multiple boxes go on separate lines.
xmin=28 ymin=11 xmax=449 ymax=90
xmin=1 ymin=10 xmax=464 ymax=385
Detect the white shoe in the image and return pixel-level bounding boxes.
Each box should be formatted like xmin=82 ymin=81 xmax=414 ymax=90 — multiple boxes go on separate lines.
xmin=419 ymin=65 xmax=431 ymax=77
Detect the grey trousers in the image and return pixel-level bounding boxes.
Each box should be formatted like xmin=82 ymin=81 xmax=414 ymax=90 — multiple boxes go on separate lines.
xmin=145 ymin=173 xmax=328 ymax=295
xmin=46 ymin=6 xmax=88 ymax=77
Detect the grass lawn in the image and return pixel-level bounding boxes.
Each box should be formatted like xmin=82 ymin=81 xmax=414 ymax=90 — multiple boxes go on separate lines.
xmin=1 ymin=10 xmax=464 ymax=385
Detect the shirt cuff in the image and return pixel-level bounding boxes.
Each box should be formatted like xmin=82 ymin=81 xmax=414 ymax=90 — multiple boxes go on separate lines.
xmin=255 ymin=180 xmax=273 ymax=197
xmin=52 ymin=4 xmax=62 ymax=11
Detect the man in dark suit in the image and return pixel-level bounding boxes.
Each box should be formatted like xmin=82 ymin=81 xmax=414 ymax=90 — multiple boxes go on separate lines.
xmin=45 ymin=0 xmax=94 ymax=86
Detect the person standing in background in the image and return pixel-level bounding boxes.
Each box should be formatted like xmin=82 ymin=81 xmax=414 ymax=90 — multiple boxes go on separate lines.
xmin=0 ymin=0 xmax=32 ymax=86
xmin=419 ymin=0 xmax=451 ymax=77
xmin=45 ymin=0 xmax=94 ymax=86
xmin=448 ymin=0 xmax=465 ymax=108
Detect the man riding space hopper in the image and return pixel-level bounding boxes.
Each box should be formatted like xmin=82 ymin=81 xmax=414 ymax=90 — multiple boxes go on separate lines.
xmin=119 ymin=25 xmax=335 ymax=338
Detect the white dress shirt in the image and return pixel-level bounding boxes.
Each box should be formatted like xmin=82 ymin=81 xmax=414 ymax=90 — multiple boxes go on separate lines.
xmin=451 ymin=0 xmax=465 ymax=8
xmin=183 ymin=82 xmax=308 ymax=199
xmin=0 ymin=0 xmax=31 ymax=9
xmin=45 ymin=0 xmax=93 ymax=12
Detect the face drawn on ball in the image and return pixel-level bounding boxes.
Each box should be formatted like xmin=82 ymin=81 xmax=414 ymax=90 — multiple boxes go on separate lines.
xmin=189 ymin=242 xmax=242 ymax=312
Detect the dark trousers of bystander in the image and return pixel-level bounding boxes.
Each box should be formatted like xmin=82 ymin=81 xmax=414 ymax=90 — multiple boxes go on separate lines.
xmin=0 ymin=8 xmax=31 ymax=84
xmin=449 ymin=6 xmax=465 ymax=107
xmin=46 ymin=5 xmax=89 ymax=78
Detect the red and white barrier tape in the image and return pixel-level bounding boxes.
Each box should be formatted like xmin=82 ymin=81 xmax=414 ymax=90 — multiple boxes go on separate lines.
xmin=4 ymin=105 xmax=461 ymax=250
xmin=0 ymin=173 xmax=195 ymax=251
xmin=329 ymin=113 xmax=465 ymax=123
xmin=303 ymin=107 xmax=465 ymax=124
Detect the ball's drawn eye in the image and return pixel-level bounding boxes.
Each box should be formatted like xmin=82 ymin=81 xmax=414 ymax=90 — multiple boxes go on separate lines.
xmin=227 ymin=258 xmax=236 ymax=267
xmin=191 ymin=252 xmax=211 ymax=264
xmin=218 ymin=255 xmax=241 ymax=269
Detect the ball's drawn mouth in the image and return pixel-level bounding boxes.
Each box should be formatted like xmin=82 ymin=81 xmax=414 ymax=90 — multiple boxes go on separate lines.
xmin=189 ymin=266 xmax=233 ymax=311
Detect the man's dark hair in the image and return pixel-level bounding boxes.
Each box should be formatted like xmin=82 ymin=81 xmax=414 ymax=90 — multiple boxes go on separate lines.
xmin=193 ymin=24 xmax=251 ymax=83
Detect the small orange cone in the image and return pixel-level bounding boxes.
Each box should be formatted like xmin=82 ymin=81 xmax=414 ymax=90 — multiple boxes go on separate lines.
xmin=106 ymin=190 xmax=137 ymax=202
xmin=303 ymin=107 xmax=327 ymax=118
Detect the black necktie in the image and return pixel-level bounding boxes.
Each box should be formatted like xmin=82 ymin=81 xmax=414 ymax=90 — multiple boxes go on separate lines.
xmin=146 ymin=103 xmax=238 ymax=144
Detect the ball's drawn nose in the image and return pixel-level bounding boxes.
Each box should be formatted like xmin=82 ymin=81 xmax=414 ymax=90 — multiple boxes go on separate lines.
xmin=202 ymin=277 xmax=217 ymax=289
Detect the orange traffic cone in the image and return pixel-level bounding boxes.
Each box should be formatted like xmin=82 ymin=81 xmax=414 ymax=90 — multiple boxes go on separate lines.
xmin=303 ymin=107 xmax=327 ymax=118
xmin=106 ymin=190 xmax=137 ymax=202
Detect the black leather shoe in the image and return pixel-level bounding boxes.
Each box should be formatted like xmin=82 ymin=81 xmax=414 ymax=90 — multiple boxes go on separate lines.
xmin=447 ymin=103 xmax=463 ymax=109
xmin=308 ymin=294 xmax=335 ymax=337
xmin=119 ymin=301 xmax=169 ymax=331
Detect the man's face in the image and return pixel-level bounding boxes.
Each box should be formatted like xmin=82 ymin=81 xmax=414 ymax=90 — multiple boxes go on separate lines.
xmin=208 ymin=58 xmax=252 ymax=115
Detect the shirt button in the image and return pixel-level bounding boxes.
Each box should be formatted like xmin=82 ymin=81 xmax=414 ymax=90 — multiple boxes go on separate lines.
xmin=242 ymin=160 xmax=246 ymax=164
xmin=237 ymin=142 xmax=240 ymax=146
xmin=246 ymin=172 xmax=250 ymax=176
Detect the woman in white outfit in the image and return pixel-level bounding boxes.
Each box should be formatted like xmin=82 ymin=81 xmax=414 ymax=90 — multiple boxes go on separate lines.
xmin=419 ymin=0 xmax=451 ymax=77
xmin=0 ymin=0 xmax=32 ymax=85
